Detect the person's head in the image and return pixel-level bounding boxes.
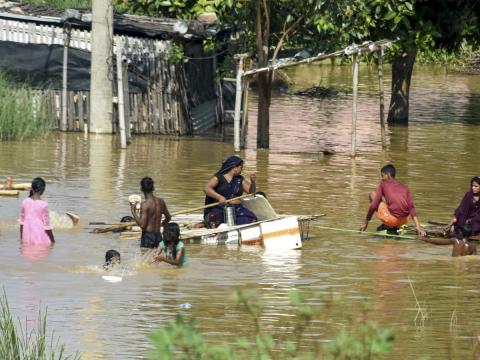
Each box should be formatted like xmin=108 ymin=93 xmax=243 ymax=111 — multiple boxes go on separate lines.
xmin=29 ymin=177 xmax=46 ymax=197
xmin=217 ymin=156 xmax=244 ymax=176
xmin=380 ymin=164 xmax=396 ymax=180
xmin=460 ymin=224 xmax=473 ymax=240
xmin=163 ymin=222 xmax=180 ymax=245
xmin=120 ymin=215 xmax=133 ymax=223
xmin=140 ymin=177 xmax=154 ymax=194
xmin=470 ymin=176 xmax=480 ymax=195
xmin=105 ymin=249 xmax=121 ymax=265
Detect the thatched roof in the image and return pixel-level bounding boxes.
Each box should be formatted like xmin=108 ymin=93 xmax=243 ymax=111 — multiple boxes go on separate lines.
xmin=0 ymin=1 xmax=216 ymax=40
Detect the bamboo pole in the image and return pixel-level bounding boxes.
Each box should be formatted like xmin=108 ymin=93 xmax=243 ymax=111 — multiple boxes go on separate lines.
xmin=91 ymin=193 xmax=254 ymax=233
xmin=242 ymin=40 xmax=393 ymax=78
xmin=234 ymin=54 xmax=247 ymax=152
xmin=351 ymin=54 xmax=359 ymax=157
xmin=241 ymin=77 xmax=250 ymax=148
xmin=376 ymin=47 xmax=387 ymax=148
xmin=116 ymin=39 xmax=127 ymax=149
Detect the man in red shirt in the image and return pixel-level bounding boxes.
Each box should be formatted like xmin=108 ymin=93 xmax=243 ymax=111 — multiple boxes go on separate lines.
xmin=360 ymin=164 xmax=426 ymax=237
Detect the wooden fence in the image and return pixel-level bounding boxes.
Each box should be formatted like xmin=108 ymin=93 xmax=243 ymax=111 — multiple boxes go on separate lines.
xmin=0 ymin=18 xmax=213 ymax=135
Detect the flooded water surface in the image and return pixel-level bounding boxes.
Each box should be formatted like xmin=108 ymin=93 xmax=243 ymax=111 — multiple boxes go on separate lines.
xmin=1 ymin=64 xmax=480 ymax=359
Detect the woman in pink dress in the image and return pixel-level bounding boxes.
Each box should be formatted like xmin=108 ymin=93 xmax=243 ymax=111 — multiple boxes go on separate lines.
xmin=19 ymin=178 xmax=55 ymax=245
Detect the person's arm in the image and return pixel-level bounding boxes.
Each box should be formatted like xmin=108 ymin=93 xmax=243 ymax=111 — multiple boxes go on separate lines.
xmin=203 ymin=176 xmax=227 ymax=204
xmin=412 ymin=216 xmax=426 ymax=237
xmin=43 ymin=204 xmax=55 ymax=243
xmin=162 ymin=200 xmax=171 ymax=226
xmin=157 ymin=248 xmax=183 ymax=266
xmin=46 ymin=230 xmax=55 ymax=243
xmin=420 ymin=236 xmax=454 ymax=245
xmin=131 ymin=201 xmax=148 ymax=229
xmin=152 ymin=247 xmax=164 ymax=262
xmin=19 ymin=203 xmax=24 ymax=240
xmin=360 ymin=184 xmax=383 ymax=231
xmin=405 ymin=188 xmax=426 ymax=237
xmin=242 ymin=174 xmax=256 ymax=194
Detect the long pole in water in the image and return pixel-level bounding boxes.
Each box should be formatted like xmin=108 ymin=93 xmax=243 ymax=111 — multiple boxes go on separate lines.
xmin=315 ymin=225 xmax=418 ymax=240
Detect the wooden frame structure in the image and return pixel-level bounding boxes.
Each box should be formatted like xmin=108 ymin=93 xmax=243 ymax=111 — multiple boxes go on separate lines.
xmin=234 ymin=39 xmax=393 ymax=155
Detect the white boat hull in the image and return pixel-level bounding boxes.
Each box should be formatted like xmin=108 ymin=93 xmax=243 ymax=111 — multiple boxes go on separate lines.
xmin=201 ymin=216 xmax=302 ymax=250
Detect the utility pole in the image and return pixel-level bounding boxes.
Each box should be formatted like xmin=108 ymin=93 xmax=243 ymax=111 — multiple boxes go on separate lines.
xmin=90 ymin=0 xmax=113 ymax=133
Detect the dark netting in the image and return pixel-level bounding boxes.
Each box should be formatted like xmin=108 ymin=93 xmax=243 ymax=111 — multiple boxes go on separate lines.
xmin=0 ymin=41 xmax=147 ymax=92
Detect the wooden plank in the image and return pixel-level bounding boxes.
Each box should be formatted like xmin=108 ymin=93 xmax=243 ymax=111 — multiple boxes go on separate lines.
xmin=78 ymin=91 xmax=85 ymax=131
xmin=68 ymin=91 xmax=75 ymax=131
xmin=84 ymin=92 xmax=90 ymax=133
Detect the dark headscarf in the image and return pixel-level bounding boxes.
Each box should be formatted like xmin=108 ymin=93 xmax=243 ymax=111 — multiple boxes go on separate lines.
xmin=216 ymin=155 xmax=243 ymax=175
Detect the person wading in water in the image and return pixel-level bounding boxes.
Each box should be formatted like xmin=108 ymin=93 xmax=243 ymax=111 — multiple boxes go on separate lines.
xmin=131 ymin=177 xmax=171 ymax=248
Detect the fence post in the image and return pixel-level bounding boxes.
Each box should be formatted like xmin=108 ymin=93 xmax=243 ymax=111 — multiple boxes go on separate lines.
xmin=61 ymin=23 xmax=71 ymax=131
xmin=351 ymin=53 xmax=359 ymax=157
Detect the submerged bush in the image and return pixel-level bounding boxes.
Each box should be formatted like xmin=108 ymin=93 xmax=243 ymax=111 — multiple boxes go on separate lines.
xmin=0 ymin=72 xmax=55 ymax=141
xmin=148 ymin=290 xmax=394 ymax=360
xmin=0 ymin=291 xmax=80 ymax=360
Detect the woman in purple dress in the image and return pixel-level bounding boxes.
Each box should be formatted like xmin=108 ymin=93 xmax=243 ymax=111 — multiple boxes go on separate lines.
xmin=445 ymin=176 xmax=480 ymax=236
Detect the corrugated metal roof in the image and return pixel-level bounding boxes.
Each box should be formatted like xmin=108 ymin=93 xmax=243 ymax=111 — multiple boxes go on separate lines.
xmin=191 ymin=99 xmax=218 ymax=133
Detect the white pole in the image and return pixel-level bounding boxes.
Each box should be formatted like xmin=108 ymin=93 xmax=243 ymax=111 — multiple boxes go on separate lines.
xmin=377 ymin=47 xmax=387 ymax=148
xmin=116 ymin=39 xmax=127 ymax=149
xmin=233 ymin=55 xmax=245 ymax=152
xmin=61 ymin=24 xmax=71 ymax=132
xmin=351 ymin=54 xmax=359 ymax=157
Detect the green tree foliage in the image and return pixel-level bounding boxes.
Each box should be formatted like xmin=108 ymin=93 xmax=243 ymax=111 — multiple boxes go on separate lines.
xmin=323 ymin=0 xmax=480 ymax=123
xmin=148 ymin=290 xmax=394 ymax=359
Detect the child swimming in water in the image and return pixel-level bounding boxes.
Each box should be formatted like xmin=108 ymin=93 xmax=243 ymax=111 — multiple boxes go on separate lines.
xmin=104 ymin=249 xmax=121 ymax=270
xmin=421 ymin=224 xmax=476 ymax=257
xmin=153 ymin=223 xmax=187 ymax=267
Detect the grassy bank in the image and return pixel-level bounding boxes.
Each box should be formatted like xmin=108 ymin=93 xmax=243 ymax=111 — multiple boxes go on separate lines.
xmin=0 ymin=72 xmax=55 ymax=141
xmin=21 ymin=0 xmax=91 ymax=9
xmin=0 ymin=291 xmax=80 ymax=359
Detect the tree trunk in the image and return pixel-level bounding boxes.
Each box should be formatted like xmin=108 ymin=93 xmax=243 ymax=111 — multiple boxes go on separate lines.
xmin=255 ymin=0 xmax=271 ymax=149
xmin=257 ymin=72 xmax=271 ymax=148
xmin=387 ymin=47 xmax=417 ymax=125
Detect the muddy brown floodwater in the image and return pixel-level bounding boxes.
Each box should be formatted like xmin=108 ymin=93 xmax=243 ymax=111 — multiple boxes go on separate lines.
xmin=1 ymin=64 xmax=479 ymax=359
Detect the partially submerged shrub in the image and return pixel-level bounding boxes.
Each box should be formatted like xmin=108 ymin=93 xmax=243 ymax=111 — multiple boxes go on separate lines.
xmin=0 ymin=72 xmax=54 ymax=140
xmin=0 ymin=290 xmax=80 ymax=360
xmin=148 ymin=290 xmax=394 ymax=360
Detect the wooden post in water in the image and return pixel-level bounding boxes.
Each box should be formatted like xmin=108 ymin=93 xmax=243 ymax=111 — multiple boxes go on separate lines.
xmin=376 ymin=47 xmax=387 ymax=148
xmin=61 ymin=23 xmax=71 ymax=132
xmin=116 ymin=39 xmax=127 ymax=149
xmin=351 ymin=54 xmax=359 ymax=157
xmin=241 ymin=77 xmax=250 ymax=148
xmin=233 ymin=54 xmax=248 ymax=152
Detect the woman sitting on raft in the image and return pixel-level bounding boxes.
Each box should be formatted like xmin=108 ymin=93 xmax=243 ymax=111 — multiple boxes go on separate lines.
xmin=203 ymin=155 xmax=257 ymax=228
xmin=444 ymin=176 xmax=480 ymax=237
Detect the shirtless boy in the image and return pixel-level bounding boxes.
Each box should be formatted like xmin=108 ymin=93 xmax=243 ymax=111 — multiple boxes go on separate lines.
xmin=131 ymin=177 xmax=171 ymax=248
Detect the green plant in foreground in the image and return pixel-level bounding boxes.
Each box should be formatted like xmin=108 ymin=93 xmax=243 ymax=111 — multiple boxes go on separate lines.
xmin=0 ymin=291 xmax=80 ymax=360
xmin=148 ymin=290 xmax=394 ymax=360
xmin=0 ymin=72 xmax=55 ymax=141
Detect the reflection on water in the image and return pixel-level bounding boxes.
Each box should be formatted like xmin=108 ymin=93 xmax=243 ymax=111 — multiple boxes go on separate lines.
xmin=20 ymin=244 xmax=52 ymax=262
xmin=0 ymin=65 xmax=480 ymax=359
